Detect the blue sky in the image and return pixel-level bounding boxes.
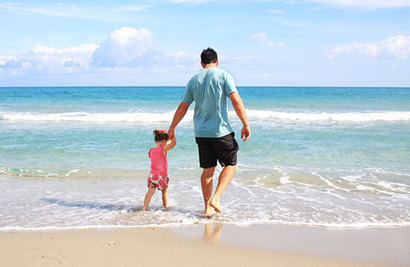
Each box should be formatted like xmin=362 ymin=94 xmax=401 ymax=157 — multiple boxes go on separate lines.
xmin=0 ymin=0 xmax=409 ymax=86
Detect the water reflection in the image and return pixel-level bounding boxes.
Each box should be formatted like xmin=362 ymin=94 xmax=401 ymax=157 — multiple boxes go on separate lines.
xmin=203 ymin=223 xmax=223 ymax=243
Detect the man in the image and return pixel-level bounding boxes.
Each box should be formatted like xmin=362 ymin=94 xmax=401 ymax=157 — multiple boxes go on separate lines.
xmin=168 ymin=48 xmax=250 ymax=216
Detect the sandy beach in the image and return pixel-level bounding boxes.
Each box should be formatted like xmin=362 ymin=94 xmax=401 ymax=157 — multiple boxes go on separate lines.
xmin=2 ymin=0 xmax=410 ymax=263
xmin=1 ymin=223 xmax=408 ymax=267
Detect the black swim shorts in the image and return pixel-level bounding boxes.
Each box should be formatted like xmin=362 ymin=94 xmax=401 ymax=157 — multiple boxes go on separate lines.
xmin=195 ymin=132 xmax=239 ymax=169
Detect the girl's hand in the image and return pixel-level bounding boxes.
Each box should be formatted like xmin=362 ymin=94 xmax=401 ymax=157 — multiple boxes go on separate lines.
xmin=163 ymin=131 xmax=177 ymax=154
xmin=168 ymin=127 xmax=175 ymax=139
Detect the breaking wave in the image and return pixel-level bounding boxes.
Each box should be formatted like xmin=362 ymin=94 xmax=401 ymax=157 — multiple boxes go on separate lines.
xmin=1 ymin=110 xmax=410 ymax=123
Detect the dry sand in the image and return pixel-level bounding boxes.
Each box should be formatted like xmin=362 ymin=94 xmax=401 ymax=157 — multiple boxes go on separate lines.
xmin=1 ymin=223 xmax=408 ymax=267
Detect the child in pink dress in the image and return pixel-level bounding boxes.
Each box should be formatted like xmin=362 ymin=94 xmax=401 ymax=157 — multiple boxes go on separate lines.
xmin=143 ymin=129 xmax=176 ymax=211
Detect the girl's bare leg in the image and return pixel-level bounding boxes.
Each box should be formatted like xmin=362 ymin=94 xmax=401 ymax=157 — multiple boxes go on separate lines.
xmin=143 ymin=187 xmax=156 ymax=211
xmin=161 ymin=188 xmax=169 ymax=208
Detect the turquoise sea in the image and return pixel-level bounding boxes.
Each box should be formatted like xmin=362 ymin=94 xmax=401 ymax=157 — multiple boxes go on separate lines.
xmin=1 ymin=86 xmax=410 ymax=229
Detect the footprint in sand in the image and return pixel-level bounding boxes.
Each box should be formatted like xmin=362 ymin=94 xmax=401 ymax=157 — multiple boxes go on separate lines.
xmin=107 ymin=241 xmax=120 ymax=246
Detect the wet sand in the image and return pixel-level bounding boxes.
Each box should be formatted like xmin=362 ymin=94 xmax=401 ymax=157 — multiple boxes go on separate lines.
xmin=2 ymin=223 xmax=408 ymax=266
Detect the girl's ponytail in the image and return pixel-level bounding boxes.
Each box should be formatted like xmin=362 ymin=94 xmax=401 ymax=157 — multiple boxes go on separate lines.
xmin=153 ymin=129 xmax=169 ymax=142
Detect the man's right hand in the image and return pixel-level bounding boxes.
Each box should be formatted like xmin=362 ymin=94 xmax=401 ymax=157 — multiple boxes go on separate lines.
xmin=241 ymin=126 xmax=251 ymax=142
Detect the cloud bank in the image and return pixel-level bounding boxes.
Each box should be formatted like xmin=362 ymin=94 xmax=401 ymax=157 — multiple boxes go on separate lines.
xmin=1 ymin=27 xmax=408 ymax=86
xmin=0 ymin=44 xmax=98 ymax=74
xmin=0 ymin=27 xmax=197 ymax=73
xmin=0 ymin=27 xmax=199 ymax=85
xmin=329 ymin=35 xmax=410 ymax=59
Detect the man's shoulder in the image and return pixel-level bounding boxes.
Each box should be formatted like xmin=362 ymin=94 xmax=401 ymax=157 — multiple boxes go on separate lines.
xmin=188 ymin=68 xmax=233 ymax=86
xmin=210 ymin=67 xmax=231 ymax=75
xmin=188 ymin=69 xmax=205 ymax=82
xmin=204 ymin=68 xmax=233 ymax=82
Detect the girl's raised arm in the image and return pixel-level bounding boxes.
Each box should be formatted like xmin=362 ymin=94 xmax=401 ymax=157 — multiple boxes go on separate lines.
xmin=163 ymin=135 xmax=176 ymax=155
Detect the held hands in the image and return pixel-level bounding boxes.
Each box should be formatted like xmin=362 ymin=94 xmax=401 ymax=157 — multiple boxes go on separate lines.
xmin=241 ymin=126 xmax=251 ymax=142
xmin=168 ymin=127 xmax=175 ymax=139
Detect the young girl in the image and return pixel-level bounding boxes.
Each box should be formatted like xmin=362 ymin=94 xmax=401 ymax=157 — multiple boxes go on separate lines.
xmin=143 ymin=129 xmax=176 ymax=211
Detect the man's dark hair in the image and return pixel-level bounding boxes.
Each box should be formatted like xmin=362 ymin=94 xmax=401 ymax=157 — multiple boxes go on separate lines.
xmin=201 ymin=48 xmax=218 ymax=64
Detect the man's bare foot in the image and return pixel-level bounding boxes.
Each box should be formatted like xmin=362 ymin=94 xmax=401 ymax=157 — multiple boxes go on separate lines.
xmin=142 ymin=207 xmax=148 ymax=211
xmin=210 ymin=197 xmax=223 ymax=213
xmin=203 ymin=212 xmax=215 ymax=218
xmin=204 ymin=207 xmax=215 ymax=217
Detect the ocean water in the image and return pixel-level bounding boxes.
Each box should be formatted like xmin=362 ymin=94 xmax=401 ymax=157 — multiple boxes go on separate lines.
xmin=1 ymin=86 xmax=410 ymax=229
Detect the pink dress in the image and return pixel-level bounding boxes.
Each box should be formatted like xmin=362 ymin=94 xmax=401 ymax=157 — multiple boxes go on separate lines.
xmin=148 ymin=145 xmax=169 ymax=190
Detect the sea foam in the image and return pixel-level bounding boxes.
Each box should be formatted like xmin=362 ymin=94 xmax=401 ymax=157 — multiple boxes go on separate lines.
xmin=245 ymin=110 xmax=410 ymax=122
xmin=1 ymin=110 xmax=410 ymax=123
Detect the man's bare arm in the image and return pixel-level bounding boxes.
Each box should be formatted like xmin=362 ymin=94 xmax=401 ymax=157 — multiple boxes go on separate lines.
xmin=168 ymin=101 xmax=190 ymax=138
xmin=229 ymin=92 xmax=251 ymax=141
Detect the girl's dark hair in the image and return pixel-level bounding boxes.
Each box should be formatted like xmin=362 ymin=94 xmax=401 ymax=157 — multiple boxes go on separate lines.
xmin=153 ymin=129 xmax=169 ymax=142
xmin=201 ymin=48 xmax=218 ymax=64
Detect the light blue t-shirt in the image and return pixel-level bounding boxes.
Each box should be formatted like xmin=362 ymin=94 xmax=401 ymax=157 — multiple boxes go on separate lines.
xmin=182 ymin=67 xmax=237 ymax=138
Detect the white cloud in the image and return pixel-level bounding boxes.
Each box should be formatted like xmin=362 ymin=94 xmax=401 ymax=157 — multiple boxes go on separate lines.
xmin=0 ymin=2 xmax=147 ymax=21
xmin=246 ymin=32 xmax=285 ymax=47
xmin=91 ymin=27 xmax=162 ymax=68
xmin=0 ymin=55 xmax=18 ymax=67
xmin=0 ymin=27 xmax=199 ymax=82
xmin=114 ymin=5 xmax=147 ymax=12
xmin=167 ymin=51 xmax=198 ymax=68
xmin=1 ymin=27 xmax=160 ymax=71
xmin=32 ymin=44 xmax=98 ymax=55
xmin=0 ymin=43 xmax=98 ymax=74
xmin=329 ymin=35 xmax=410 ymax=59
xmin=308 ymin=0 xmax=410 ymax=8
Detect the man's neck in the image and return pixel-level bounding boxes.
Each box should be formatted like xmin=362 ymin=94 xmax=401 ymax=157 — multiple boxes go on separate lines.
xmin=201 ymin=62 xmax=218 ymax=69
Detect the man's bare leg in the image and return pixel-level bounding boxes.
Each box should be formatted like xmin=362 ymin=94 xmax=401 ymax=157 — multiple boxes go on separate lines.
xmin=210 ymin=165 xmax=236 ymax=213
xmin=201 ymin=167 xmax=215 ymax=216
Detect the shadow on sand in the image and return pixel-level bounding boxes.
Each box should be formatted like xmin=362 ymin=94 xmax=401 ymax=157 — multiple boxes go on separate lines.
xmin=40 ymin=198 xmax=201 ymax=216
xmin=40 ymin=198 xmax=143 ymax=212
